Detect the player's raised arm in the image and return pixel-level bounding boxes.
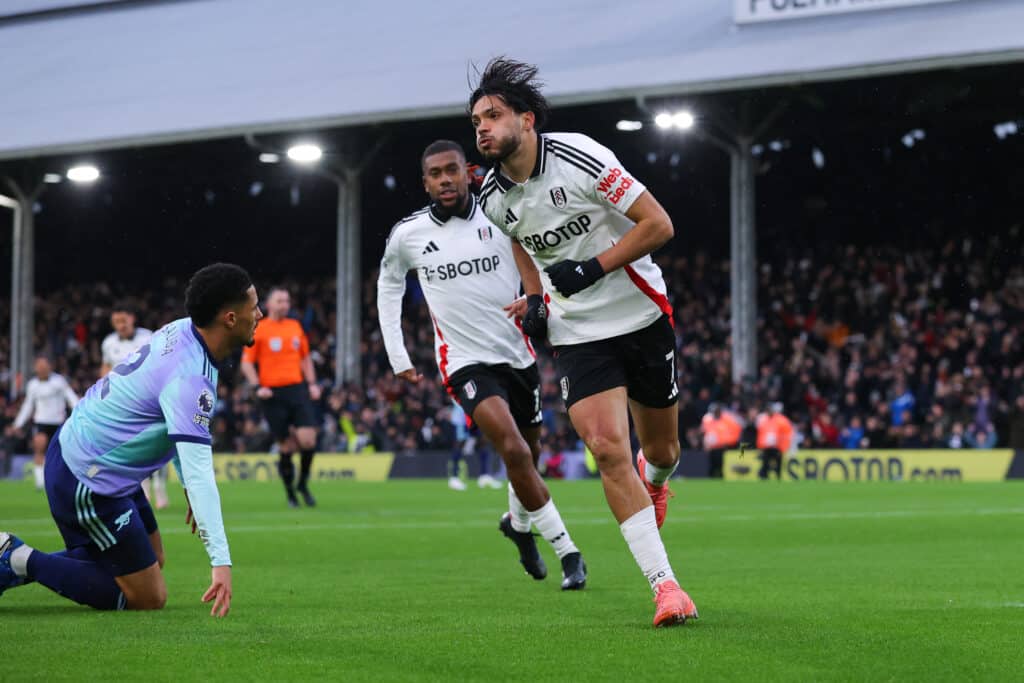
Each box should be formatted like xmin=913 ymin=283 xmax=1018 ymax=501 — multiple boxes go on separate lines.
xmin=376 ymin=227 xmax=419 ymax=382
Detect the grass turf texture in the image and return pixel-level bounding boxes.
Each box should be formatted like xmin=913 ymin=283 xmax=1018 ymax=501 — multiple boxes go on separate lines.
xmin=2 ymin=479 xmax=1023 ymax=681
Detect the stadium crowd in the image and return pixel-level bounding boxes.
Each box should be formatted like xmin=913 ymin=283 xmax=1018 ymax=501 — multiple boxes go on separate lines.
xmin=3 ymin=222 xmax=1024 ymax=462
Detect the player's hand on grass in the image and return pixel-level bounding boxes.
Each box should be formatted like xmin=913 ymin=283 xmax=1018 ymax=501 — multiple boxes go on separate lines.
xmin=545 ymin=257 xmax=605 ymax=297
xmin=203 ymin=565 xmax=232 ymax=617
xmin=183 ymin=490 xmax=197 ymax=534
xmin=308 ymin=383 xmax=322 ymax=401
xmin=397 ymin=368 xmax=423 ymax=384
xmin=256 ymin=386 xmax=273 ymax=399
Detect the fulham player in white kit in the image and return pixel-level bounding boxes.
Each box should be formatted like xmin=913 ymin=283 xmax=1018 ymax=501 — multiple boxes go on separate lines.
xmin=11 ymin=356 xmax=79 ymax=489
xmin=377 ymin=140 xmax=586 ymax=590
xmin=101 ymin=304 xmax=164 ymax=508
xmin=469 ymin=59 xmax=697 ymax=627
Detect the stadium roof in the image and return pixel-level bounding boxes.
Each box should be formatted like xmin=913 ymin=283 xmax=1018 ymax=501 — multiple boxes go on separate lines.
xmin=0 ymin=0 xmax=1022 ymax=160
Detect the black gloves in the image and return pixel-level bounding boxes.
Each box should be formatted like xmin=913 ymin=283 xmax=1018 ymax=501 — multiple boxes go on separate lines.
xmin=522 ymin=294 xmax=547 ymax=343
xmin=544 ymin=257 xmax=605 ymax=298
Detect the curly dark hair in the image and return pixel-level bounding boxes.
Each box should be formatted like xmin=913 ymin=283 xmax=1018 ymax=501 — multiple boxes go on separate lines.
xmin=185 ymin=263 xmax=253 ymax=327
xmin=468 ymin=57 xmax=549 ymax=131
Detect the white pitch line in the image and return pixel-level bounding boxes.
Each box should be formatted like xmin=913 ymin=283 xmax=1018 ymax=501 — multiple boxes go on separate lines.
xmin=146 ymin=505 xmax=1024 ymax=536
xmin=5 ymin=506 xmax=1023 ymax=535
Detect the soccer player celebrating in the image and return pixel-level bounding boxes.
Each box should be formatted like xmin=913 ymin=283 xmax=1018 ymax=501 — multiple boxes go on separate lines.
xmin=240 ymin=287 xmax=321 ymax=508
xmin=101 ymin=303 xmax=164 ymax=508
xmin=469 ymin=58 xmax=698 ymax=626
xmin=10 ymin=356 xmax=79 ymax=490
xmin=0 ymin=263 xmax=260 ymax=616
xmin=377 ymin=139 xmax=586 ymax=589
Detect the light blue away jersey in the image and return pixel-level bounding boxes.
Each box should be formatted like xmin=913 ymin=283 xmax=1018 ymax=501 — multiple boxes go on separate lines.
xmin=60 ymin=317 xmax=219 ymax=497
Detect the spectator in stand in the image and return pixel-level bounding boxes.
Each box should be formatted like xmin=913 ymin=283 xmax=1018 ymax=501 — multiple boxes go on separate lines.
xmin=3 ymin=221 xmax=1023 ymax=459
xmin=811 ymin=411 xmax=841 ymax=448
xmin=965 ymin=422 xmax=997 ymax=449
xmin=839 ymin=416 xmax=865 ymax=450
xmin=947 ymin=422 xmax=966 ymax=449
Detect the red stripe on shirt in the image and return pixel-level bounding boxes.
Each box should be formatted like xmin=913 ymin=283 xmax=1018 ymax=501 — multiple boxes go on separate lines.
xmin=430 ymin=314 xmax=454 ymax=396
xmin=624 ymin=265 xmax=674 ymax=327
xmin=513 ymin=317 xmax=537 ymax=358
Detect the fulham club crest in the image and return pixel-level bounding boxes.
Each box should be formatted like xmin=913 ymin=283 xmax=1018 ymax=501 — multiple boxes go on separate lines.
xmin=464 ymin=380 xmax=478 ymax=400
xmin=477 ymin=226 xmax=493 ymax=242
xmin=550 ymin=186 xmax=568 ymax=208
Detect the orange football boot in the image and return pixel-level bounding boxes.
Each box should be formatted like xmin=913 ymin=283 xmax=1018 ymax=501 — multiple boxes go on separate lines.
xmin=652 ymin=580 xmax=699 ymax=628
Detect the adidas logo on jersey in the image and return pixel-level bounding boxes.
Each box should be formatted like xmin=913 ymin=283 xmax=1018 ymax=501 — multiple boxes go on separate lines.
xmin=505 ymin=209 xmax=518 ymax=225
xmin=422 ymin=241 xmax=440 ymax=255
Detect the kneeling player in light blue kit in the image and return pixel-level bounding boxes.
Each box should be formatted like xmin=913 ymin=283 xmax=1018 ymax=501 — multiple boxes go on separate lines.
xmin=1 ymin=263 xmax=262 ymax=617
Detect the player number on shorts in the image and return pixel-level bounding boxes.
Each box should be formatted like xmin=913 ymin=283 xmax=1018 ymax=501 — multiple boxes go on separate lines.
xmin=100 ymin=344 xmax=152 ymax=398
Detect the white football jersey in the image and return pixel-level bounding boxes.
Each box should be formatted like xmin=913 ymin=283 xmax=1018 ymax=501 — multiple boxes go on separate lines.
xmin=14 ymin=373 xmax=79 ymax=428
xmin=479 ymin=132 xmax=673 ymax=346
xmin=377 ymin=194 xmax=535 ymax=382
xmin=101 ymin=327 xmax=153 ymax=367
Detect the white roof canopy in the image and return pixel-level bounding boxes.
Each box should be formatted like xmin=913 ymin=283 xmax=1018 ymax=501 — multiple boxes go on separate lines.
xmin=1 ymin=0 xmax=1021 ymax=159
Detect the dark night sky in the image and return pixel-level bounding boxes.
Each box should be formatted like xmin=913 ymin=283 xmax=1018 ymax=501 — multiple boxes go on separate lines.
xmin=1 ymin=63 xmax=1022 ymax=294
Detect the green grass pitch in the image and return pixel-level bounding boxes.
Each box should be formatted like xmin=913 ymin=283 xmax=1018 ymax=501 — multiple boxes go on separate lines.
xmin=3 ymin=479 xmax=1023 ymax=681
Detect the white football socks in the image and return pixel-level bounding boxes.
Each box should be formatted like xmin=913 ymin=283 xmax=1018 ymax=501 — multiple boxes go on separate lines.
xmin=620 ymin=505 xmax=675 ymax=590
xmin=529 ymin=499 xmax=578 ymax=559
xmin=33 ymin=465 xmax=45 ymax=490
xmin=507 ymin=484 xmax=532 ymax=533
xmin=10 ymin=543 xmax=33 ymax=577
xmin=642 ymin=458 xmax=678 ymax=487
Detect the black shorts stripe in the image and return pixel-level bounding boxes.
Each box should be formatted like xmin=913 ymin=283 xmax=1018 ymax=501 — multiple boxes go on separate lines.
xmin=548 ymin=139 xmax=604 ymax=170
xmin=551 ymin=150 xmax=601 ymax=179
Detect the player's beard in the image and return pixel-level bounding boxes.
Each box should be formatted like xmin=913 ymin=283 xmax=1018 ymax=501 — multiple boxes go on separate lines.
xmin=433 ymin=188 xmax=468 ymax=218
xmin=480 ymin=130 xmax=521 ymax=164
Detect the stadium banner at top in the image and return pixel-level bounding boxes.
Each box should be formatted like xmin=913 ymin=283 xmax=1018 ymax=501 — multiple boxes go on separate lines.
xmin=734 ymin=0 xmax=961 ymax=24
xmin=723 ymin=449 xmax=1023 ymax=482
